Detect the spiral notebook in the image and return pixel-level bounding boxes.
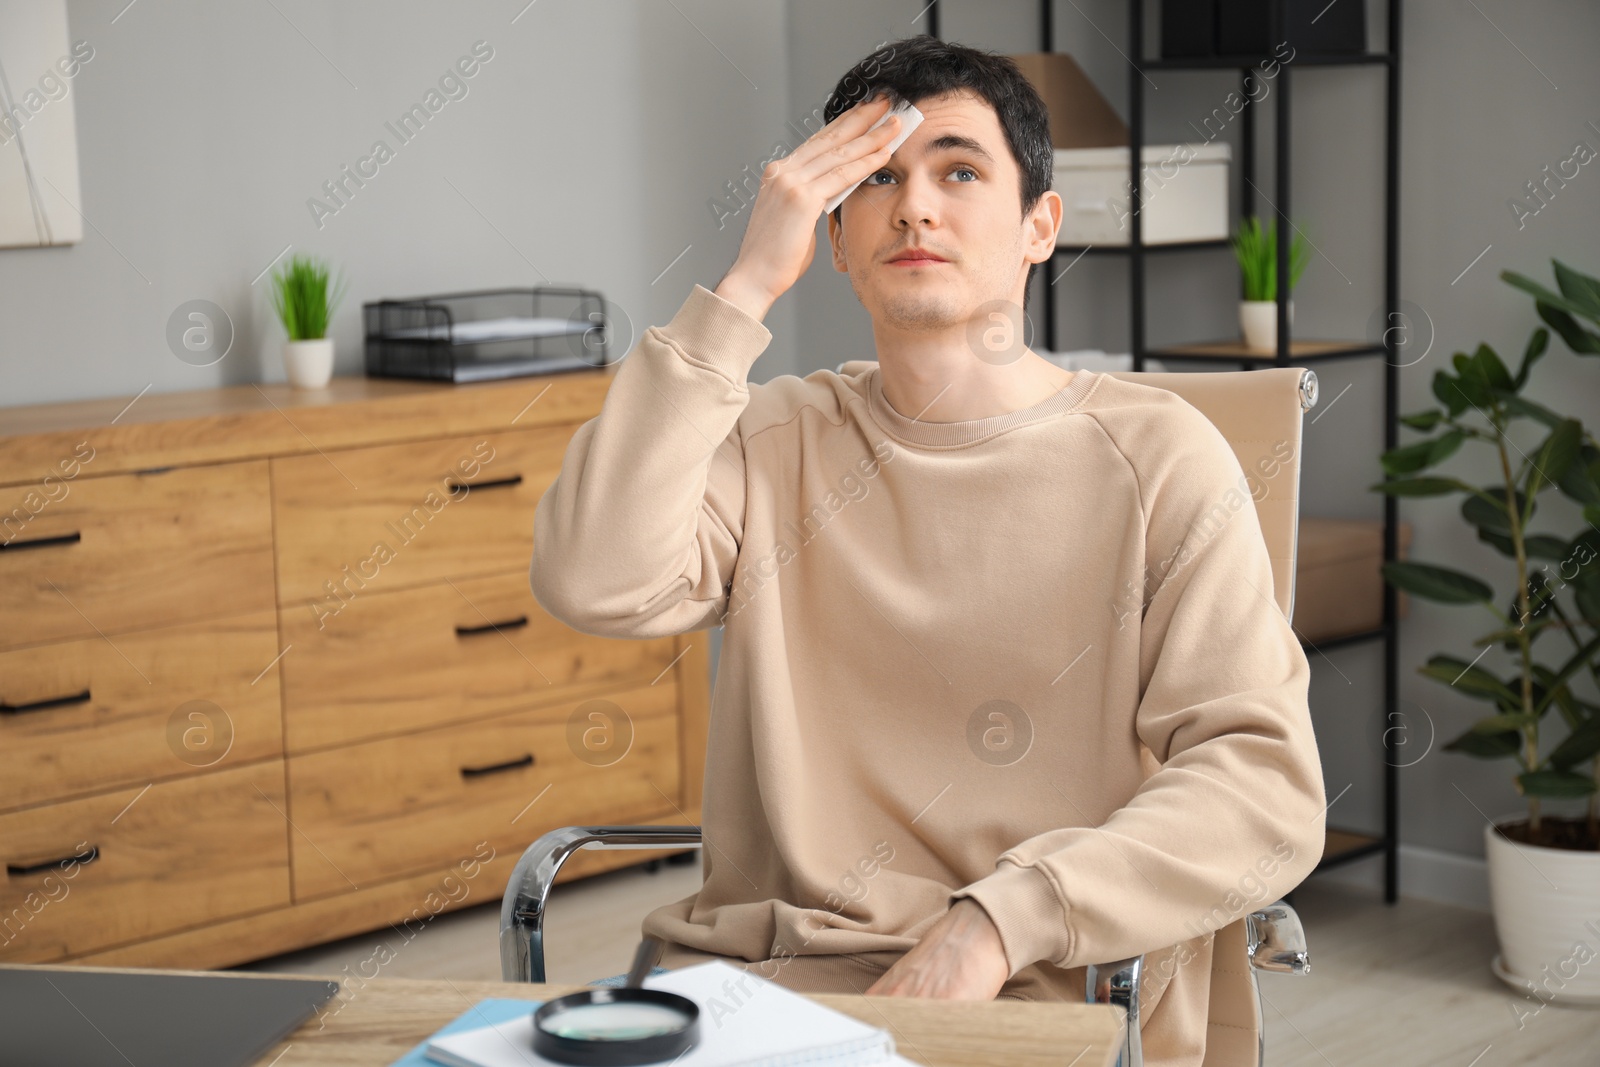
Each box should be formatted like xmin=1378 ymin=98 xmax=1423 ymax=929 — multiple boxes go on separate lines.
xmin=422 ymin=960 xmax=901 ymax=1067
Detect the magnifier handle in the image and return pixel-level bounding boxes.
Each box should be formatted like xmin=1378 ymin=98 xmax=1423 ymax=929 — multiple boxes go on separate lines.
xmin=624 ymin=936 xmax=665 ymax=988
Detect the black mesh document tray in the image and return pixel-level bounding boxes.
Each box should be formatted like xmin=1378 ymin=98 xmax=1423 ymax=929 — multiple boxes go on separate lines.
xmin=364 ymin=286 xmax=614 ymax=382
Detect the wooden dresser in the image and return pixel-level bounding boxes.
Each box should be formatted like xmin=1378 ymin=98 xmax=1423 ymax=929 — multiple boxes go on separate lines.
xmin=0 ymin=372 xmax=708 ymax=969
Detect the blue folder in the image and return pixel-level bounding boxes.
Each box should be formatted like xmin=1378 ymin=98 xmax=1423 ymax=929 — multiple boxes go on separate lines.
xmin=389 ymin=997 xmax=544 ymax=1066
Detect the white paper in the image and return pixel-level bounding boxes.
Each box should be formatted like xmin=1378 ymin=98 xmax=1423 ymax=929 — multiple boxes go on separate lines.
xmin=822 ymin=100 xmax=925 ymax=215
xmin=381 ymin=316 xmax=582 ymax=344
xmin=424 ymin=960 xmax=900 ymax=1067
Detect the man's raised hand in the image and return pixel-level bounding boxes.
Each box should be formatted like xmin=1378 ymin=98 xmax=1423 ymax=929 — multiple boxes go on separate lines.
xmin=714 ymin=93 xmax=903 ymax=322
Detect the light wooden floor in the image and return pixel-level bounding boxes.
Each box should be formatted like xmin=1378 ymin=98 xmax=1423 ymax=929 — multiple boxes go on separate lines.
xmin=238 ymin=867 xmax=1600 ymax=1064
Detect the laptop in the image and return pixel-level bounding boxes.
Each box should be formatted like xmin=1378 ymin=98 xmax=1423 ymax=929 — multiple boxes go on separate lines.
xmin=0 ymin=966 xmax=339 ymax=1067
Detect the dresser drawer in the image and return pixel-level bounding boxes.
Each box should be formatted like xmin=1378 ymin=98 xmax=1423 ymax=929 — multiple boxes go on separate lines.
xmin=272 ymin=426 xmax=571 ymax=604
xmin=286 ymin=679 xmax=681 ymax=901
xmin=0 ymin=461 xmax=276 ymax=652
xmin=280 ymin=570 xmax=677 ymax=753
xmin=0 ymin=762 xmax=292 ymax=963
xmin=0 ymin=611 xmax=284 ymax=812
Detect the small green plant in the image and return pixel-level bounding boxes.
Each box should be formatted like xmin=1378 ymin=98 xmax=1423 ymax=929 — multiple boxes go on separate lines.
xmin=1231 ymin=215 xmax=1310 ymax=302
xmin=1371 ymin=258 xmax=1600 ymax=849
xmin=271 ymin=253 xmax=347 ymax=341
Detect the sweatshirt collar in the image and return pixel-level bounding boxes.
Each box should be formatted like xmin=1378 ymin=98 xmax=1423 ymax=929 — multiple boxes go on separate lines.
xmin=866 ymin=364 xmax=1099 ymax=448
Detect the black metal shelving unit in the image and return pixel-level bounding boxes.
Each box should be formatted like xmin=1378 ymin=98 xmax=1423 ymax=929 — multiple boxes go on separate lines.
xmin=930 ymin=0 xmax=1404 ymax=904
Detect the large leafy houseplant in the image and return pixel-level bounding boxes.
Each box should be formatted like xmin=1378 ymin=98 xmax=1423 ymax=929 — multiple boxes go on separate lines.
xmin=1372 ymin=258 xmax=1600 ymax=851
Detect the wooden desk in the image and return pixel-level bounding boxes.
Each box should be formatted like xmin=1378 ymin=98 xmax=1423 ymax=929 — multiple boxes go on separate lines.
xmin=1 ymin=956 xmax=1124 ymax=1065
xmin=249 ymin=971 xmax=1126 ymax=1066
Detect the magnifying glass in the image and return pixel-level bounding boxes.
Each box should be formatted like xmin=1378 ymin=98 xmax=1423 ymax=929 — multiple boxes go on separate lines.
xmin=531 ymin=987 xmax=699 ymax=1065
xmin=530 ymin=938 xmax=700 ymax=1066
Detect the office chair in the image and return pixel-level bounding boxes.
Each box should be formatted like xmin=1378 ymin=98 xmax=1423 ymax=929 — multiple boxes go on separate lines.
xmin=501 ymin=365 xmax=1319 ymax=1067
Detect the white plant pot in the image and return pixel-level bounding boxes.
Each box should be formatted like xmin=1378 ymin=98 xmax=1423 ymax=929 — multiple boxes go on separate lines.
xmin=1484 ymin=818 xmax=1600 ymax=1007
xmin=283 ymin=338 xmax=334 ymax=389
xmin=1239 ymin=299 xmax=1293 ymax=351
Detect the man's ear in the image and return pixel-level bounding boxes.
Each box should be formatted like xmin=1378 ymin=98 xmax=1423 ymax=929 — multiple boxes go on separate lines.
xmin=828 ymin=209 xmax=849 ymax=273
xmin=1024 ymin=189 xmax=1063 ymax=268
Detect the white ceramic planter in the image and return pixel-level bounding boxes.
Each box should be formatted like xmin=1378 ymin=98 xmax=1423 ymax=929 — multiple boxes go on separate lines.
xmin=1239 ymin=299 xmax=1293 ymax=351
xmin=1484 ymin=818 xmax=1600 ymax=1007
xmin=283 ymin=338 xmax=334 ymax=389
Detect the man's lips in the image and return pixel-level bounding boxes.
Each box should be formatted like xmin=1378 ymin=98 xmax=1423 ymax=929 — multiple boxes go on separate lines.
xmin=888 ymin=253 xmax=948 ymax=265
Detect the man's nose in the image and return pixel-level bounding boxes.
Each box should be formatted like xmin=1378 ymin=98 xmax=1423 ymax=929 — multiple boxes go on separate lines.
xmin=891 ymin=170 xmax=939 ymax=229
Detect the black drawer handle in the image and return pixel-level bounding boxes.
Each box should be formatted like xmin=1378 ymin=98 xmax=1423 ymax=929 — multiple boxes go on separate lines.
xmin=460 ymin=753 xmax=535 ymax=779
xmin=447 ymin=474 xmax=523 ymax=493
xmin=455 ymin=616 xmax=528 ymax=638
xmin=7 ymin=844 xmax=99 ymax=876
xmin=1 ymin=689 xmax=92 ymax=715
xmin=0 ymin=531 xmax=81 ymax=552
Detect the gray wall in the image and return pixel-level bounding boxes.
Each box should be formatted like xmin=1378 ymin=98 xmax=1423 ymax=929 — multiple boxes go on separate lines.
xmin=1 ymin=0 xmax=797 ymax=403
xmin=4 ymin=0 xmax=1598 ymax=894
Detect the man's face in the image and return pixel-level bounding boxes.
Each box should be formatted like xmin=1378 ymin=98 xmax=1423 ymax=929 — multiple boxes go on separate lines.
xmin=827 ymin=89 xmax=1058 ymax=334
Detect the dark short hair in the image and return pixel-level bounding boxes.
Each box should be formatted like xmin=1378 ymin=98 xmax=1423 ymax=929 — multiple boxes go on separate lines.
xmin=821 ymin=34 xmax=1055 ymax=306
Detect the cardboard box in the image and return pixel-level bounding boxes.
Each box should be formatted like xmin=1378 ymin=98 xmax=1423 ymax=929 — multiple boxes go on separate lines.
xmin=1294 ymin=517 xmax=1413 ymax=642
xmin=1007 ymin=53 xmax=1126 ymax=149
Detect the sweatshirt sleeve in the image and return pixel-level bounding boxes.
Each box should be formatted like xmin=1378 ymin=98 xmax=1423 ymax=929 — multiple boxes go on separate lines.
xmin=949 ymin=404 xmax=1327 ymax=976
xmin=529 ymin=283 xmax=772 ymax=639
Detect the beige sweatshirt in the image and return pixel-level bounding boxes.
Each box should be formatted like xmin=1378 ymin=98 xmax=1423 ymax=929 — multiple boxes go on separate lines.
xmin=530 ymin=282 xmax=1327 ymax=1058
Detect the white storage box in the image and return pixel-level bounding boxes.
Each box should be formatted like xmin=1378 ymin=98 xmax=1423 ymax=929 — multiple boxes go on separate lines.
xmin=1054 ymin=142 xmax=1231 ymax=247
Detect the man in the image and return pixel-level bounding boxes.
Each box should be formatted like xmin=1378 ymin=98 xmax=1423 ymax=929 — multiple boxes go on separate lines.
xmin=530 ymin=34 xmax=1325 ymax=1066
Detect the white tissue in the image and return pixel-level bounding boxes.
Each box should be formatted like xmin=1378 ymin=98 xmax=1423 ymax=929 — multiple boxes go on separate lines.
xmin=822 ymin=100 xmax=925 ymax=215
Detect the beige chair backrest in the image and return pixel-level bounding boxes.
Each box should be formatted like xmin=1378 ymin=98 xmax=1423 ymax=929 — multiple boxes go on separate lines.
xmin=1108 ymin=367 xmax=1315 ymax=1065
xmin=1104 ymin=368 xmax=1315 ymax=623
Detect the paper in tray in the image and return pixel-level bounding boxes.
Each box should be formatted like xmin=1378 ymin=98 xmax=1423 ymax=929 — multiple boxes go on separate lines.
xmin=380 ymin=316 xmax=587 ymax=345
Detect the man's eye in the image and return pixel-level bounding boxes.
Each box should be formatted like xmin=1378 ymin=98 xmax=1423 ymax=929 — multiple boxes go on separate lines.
xmin=866 ymin=167 xmax=978 ymax=185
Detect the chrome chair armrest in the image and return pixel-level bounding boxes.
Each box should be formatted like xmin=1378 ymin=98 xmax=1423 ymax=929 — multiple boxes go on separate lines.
xmin=1086 ymin=955 xmax=1144 ymax=1067
xmin=1247 ymin=900 xmax=1310 ymax=976
xmin=499 ymin=824 xmax=703 ymax=982
xmin=1085 ymin=899 xmax=1310 ymax=1067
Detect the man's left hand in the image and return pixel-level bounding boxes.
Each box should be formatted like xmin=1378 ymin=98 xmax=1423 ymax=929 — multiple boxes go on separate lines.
xmin=864 ymin=898 xmax=1010 ymax=998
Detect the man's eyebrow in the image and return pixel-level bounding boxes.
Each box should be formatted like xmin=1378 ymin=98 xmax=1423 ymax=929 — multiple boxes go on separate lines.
xmin=918 ymin=133 xmax=996 ymax=164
